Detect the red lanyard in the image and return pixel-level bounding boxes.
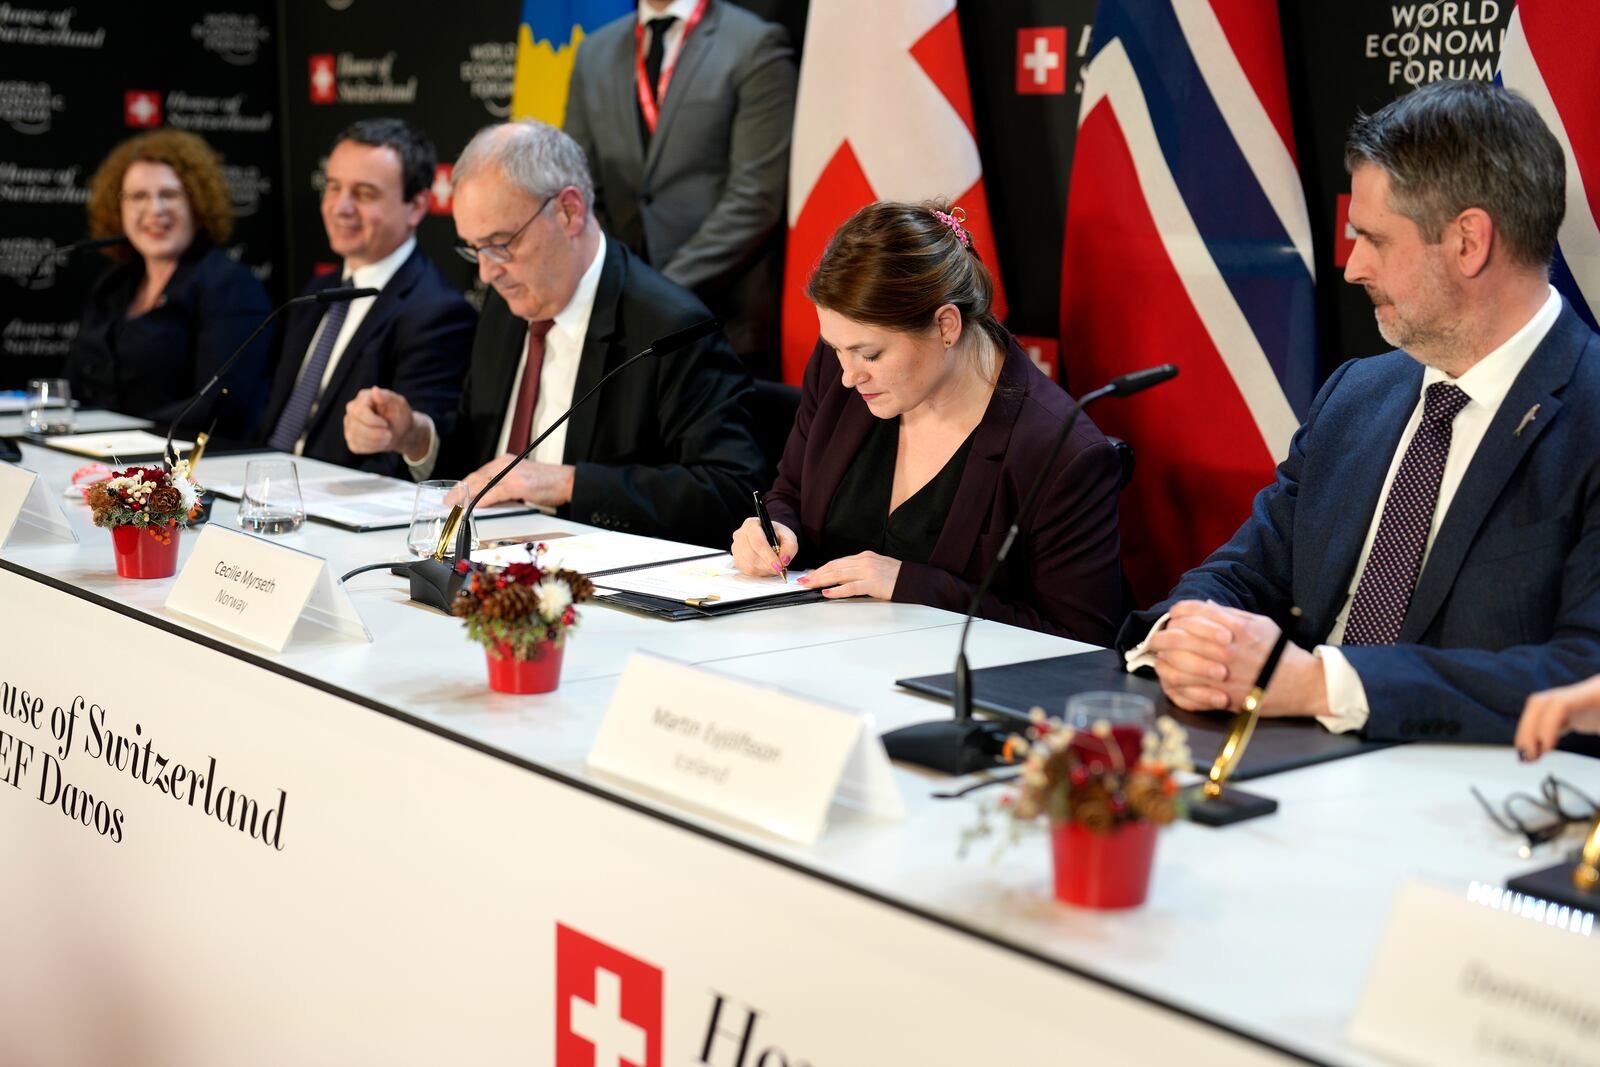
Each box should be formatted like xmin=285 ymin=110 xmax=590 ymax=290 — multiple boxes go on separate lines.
xmin=634 ymin=0 xmax=708 ymax=134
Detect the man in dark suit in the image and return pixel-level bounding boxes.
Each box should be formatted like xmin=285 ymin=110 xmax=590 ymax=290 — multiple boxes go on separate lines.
xmin=564 ymin=0 xmax=795 ymax=379
xmin=342 ymin=119 xmax=765 ymax=548
xmin=1120 ymin=80 xmax=1600 ymax=745
xmin=261 ymin=119 xmax=475 ymax=477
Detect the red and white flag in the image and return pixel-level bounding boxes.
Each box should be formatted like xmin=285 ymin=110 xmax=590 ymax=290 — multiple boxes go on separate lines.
xmin=781 ymin=0 xmax=1006 ymax=384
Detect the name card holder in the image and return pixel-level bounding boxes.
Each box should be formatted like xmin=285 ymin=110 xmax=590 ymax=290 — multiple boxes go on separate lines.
xmin=166 ymin=525 xmax=370 ymax=652
xmin=1348 ymin=880 xmax=1598 ymax=1067
xmin=0 ymin=463 xmax=77 ymax=545
xmin=588 ymin=652 xmax=904 ymax=845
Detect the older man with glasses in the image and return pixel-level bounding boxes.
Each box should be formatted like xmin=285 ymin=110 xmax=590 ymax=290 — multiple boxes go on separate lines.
xmin=342 ymin=119 xmax=765 ymax=548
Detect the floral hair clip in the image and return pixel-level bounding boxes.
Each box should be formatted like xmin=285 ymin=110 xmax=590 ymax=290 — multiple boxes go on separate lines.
xmin=932 ymin=205 xmax=971 ymax=248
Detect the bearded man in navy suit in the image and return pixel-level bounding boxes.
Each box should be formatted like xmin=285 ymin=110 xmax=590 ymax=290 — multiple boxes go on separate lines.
xmin=261 ymin=119 xmax=475 ymax=477
xmin=1121 ymin=80 xmax=1600 ymax=746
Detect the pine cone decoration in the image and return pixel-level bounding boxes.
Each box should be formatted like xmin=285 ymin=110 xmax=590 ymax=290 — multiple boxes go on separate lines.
xmin=554 ymin=568 xmax=594 ymax=602
xmin=483 ymin=582 xmax=541 ymax=622
xmin=85 ymin=482 xmax=116 ymax=514
xmin=149 ymin=486 xmax=182 ymax=513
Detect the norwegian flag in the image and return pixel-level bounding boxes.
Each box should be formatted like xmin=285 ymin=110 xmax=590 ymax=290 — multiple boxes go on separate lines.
xmin=781 ymin=0 xmax=1007 ymax=384
xmin=1498 ymin=2 xmax=1600 ymax=332
xmin=1058 ymin=0 xmax=1316 ymax=604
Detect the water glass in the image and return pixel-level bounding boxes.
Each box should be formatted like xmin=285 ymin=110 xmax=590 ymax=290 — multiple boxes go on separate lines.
xmin=24 ymin=378 xmax=73 ymax=435
xmin=237 ymin=459 xmax=305 ymax=535
xmin=405 ymin=479 xmax=466 ymax=558
xmin=1064 ymin=691 xmax=1155 ymax=771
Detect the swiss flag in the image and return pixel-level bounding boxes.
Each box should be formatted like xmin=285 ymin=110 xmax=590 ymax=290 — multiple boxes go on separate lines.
xmin=1017 ymin=28 xmax=1067 ymax=95
xmin=1014 ymin=334 xmax=1060 ymax=381
xmin=124 ymin=91 xmax=161 ymax=128
xmin=1333 ymin=193 xmax=1355 ymax=268
xmin=781 ymin=1 xmax=1007 ymax=384
xmin=309 ymin=54 xmax=336 ymax=105
xmin=429 ymin=163 xmax=454 ymax=215
xmin=555 ymin=924 xmax=662 ymax=1067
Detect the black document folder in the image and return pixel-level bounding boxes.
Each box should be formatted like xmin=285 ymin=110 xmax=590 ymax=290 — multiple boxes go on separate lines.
xmin=897 ymin=648 xmax=1396 ymax=781
xmin=596 ymin=587 xmax=824 ymax=620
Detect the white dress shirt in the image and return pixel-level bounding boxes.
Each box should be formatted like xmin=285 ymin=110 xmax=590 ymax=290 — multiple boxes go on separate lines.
xmin=408 ymin=233 xmax=606 ymax=479
xmin=283 ymin=236 xmax=414 ymax=455
xmin=1127 ymin=286 xmax=1564 ymax=732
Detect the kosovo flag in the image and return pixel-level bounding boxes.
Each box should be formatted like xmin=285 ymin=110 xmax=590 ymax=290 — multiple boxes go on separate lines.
xmin=512 ymin=0 xmax=631 ymax=124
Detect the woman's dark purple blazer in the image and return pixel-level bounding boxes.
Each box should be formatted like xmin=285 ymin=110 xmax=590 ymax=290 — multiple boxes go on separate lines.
xmin=766 ymin=335 xmax=1122 ymax=643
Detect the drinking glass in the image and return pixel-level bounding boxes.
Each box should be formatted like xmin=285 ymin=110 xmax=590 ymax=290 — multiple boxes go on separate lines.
xmin=1064 ymin=691 xmax=1155 ymax=771
xmin=24 ymin=378 xmax=73 ymax=435
xmin=237 ymin=459 xmax=305 ymax=535
xmin=406 ymin=479 xmax=466 ymax=558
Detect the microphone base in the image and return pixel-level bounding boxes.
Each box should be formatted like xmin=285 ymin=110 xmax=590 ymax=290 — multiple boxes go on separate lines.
xmin=881 ymin=718 xmax=1014 ymax=776
xmin=398 ymin=558 xmax=464 ymax=614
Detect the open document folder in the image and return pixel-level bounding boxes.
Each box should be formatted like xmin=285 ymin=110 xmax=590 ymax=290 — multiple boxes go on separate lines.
xmin=593 ymin=553 xmax=823 ymax=620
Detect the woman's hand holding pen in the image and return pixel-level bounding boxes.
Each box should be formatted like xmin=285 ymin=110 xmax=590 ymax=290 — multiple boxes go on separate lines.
xmin=731 ymin=517 xmax=797 ymax=579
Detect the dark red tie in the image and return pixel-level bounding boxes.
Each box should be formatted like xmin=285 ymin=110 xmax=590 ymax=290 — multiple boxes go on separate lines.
xmin=505 ymin=319 xmax=555 ymax=454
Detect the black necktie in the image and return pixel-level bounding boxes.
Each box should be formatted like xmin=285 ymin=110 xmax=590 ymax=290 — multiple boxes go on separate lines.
xmin=639 ymin=15 xmax=678 ymax=146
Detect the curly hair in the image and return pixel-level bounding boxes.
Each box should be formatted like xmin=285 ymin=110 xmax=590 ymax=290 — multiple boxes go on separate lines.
xmin=85 ymin=129 xmax=235 ymax=260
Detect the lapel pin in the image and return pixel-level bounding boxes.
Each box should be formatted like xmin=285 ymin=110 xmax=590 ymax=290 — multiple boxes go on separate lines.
xmin=1514 ymin=403 xmax=1540 ymax=437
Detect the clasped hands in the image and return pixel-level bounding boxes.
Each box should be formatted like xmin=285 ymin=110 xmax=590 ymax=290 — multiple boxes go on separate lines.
xmin=729 ymin=517 xmax=901 ymax=601
xmin=1146 ymin=600 xmax=1328 ymax=718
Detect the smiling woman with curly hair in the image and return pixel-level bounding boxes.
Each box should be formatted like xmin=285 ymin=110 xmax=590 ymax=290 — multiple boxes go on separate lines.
xmin=66 ymin=128 xmax=273 ymax=434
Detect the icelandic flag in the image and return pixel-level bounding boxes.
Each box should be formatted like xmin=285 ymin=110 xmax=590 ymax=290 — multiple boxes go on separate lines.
xmin=512 ymin=0 xmax=631 ymax=125
xmin=1497 ymin=2 xmax=1600 ymax=331
xmin=1058 ymin=0 xmax=1316 ymax=604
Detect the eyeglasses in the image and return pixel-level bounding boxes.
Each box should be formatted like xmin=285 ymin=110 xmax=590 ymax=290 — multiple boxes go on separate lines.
xmin=453 ymin=191 xmax=556 ymax=265
xmin=1471 ymin=774 xmax=1599 ymax=858
xmin=120 ymin=189 xmax=186 ymax=208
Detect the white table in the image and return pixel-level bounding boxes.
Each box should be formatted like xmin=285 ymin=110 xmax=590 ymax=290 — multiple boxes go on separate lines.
xmin=1 ymin=441 xmax=1591 ymax=1067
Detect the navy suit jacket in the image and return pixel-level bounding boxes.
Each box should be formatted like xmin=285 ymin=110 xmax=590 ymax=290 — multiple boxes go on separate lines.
xmin=1119 ymin=302 xmax=1600 ymax=744
xmin=767 ymin=336 xmax=1122 ymax=643
xmin=433 ymin=238 xmax=766 ymax=548
xmin=262 ymin=246 xmax=475 ymax=477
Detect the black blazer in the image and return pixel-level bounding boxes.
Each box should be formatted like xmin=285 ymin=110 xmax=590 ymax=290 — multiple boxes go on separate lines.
xmin=766 ymin=336 xmax=1123 ymax=642
xmin=261 ymin=246 xmax=475 ymax=477
xmin=67 ymin=241 xmax=273 ymax=435
xmin=435 ymin=238 xmax=766 ymax=547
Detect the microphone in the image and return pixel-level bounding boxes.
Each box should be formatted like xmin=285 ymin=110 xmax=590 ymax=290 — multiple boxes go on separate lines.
xmin=398 ymin=317 xmax=722 ymax=613
xmin=162 ymin=286 xmax=379 ymax=467
xmin=22 ymin=235 xmax=130 ymax=289
xmin=882 ymin=363 xmax=1180 ymax=775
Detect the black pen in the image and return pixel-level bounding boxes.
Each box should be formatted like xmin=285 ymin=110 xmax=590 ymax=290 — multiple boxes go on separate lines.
xmin=1243 ymin=606 xmax=1302 ymax=712
xmin=753 ymin=491 xmax=786 ymax=582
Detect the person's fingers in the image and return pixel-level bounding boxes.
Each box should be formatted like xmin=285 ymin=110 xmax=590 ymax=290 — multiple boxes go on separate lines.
xmin=821 ymin=580 xmax=868 ymax=599
xmin=1165 ymin=605 xmax=1236 ymax=643
xmin=1153 ymin=647 xmax=1230 ymax=682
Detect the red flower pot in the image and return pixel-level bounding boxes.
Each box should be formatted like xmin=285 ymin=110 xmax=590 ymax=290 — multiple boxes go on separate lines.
xmin=1050 ymin=819 xmax=1158 ymax=909
xmin=110 ymin=521 xmax=181 ymax=579
xmin=485 ymin=639 xmax=564 ymax=694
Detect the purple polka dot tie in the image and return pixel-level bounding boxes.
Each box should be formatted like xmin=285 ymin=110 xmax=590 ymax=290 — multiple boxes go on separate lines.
xmin=1343 ymin=381 xmax=1471 ymax=646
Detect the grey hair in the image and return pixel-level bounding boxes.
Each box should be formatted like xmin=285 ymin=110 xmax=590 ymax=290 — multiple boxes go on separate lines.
xmin=453 ymin=119 xmax=594 ymax=208
xmin=1344 ymin=79 xmax=1565 ymax=271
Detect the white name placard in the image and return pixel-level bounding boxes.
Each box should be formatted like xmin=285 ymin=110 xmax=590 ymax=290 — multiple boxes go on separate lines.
xmin=1348 ymin=880 xmax=1600 ymax=1067
xmin=165 ymin=524 xmax=370 ymax=651
xmin=0 ymin=463 xmax=77 ymax=545
xmin=588 ymin=652 xmax=903 ymax=844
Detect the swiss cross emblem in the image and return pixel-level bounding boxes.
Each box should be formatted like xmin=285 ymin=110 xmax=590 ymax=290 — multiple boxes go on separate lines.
xmin=124 ymin=91 xmax=161 ymax=128
xmin=1334 ymin=193 xmax=1356 ymax=268
xmin=555 ymin=924 xmax=662 ymax=1067
xmin=309 ymin=54 xmax=337 ymax=104
xmin=429 ymin=163 xmax=453 ymax=215
xmin=1016 ymin=28 xmax=1067 ymax=95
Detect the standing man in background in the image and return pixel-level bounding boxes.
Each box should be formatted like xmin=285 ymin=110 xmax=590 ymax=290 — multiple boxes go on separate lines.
xmin=261 ymin=119 xmax=475 ymax=477
xmin=564 ymin=0 xmax=796 ymax=380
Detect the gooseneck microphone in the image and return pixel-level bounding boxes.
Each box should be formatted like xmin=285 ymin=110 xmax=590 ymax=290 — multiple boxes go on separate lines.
xmin=162 ymin=286 xmax=379 ymax=468
xmin=882 ymin=363 xmax=1180 ymax=775
xmin=22 ymin=235 xmax=130 ymax=290
xmin=398 ymin=317 xmax=722 ymax=613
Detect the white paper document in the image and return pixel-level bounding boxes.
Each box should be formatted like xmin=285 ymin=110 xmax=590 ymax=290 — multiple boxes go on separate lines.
xmin=206 ymin=468 xmax=527 ymax=532
xmin=41 ymin=430 xmax=189 ymax=459
xmin=594 ymin=553 xmax=808 ymax=605
xmin=472 ymin=529 xmax=716 ymax=575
